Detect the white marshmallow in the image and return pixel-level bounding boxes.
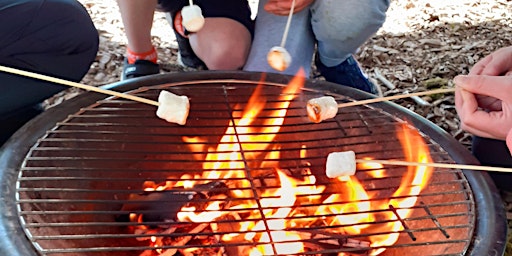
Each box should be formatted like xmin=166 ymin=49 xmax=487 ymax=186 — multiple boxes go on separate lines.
xmin=325 ymin=151 xmax=356 ymax=178
xmin=267 ymin=46 xmax=291 ymax=72
xmin=181 ymin=5 xmax=205 ymax=32
xmin=306 ymin=96 xmax=338 ymax=123
xmin=156 ymin=90 xmax=190 ymax=125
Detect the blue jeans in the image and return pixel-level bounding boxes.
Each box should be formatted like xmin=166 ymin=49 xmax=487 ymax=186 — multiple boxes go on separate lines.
xmin=243 ymin=0 xmax=390 ymax=76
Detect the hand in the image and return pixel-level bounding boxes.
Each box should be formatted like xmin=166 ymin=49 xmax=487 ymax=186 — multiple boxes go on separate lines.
xmin=469 ymin=46 xmax=512 ymax=76
xmin=264 ymin=0 xmax=314 ymax=16
xmin=467 ymin=46 xmax=512 ymax=110
xmin=454 ymin=75 xmax=512 ymax=141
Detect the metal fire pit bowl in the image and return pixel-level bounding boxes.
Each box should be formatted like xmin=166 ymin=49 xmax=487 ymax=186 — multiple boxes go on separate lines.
xmin=0 ymin=71 xmax=506 ymax=256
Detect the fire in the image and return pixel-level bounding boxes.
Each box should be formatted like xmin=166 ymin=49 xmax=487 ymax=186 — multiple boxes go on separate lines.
xmin=132 ymin=71 xmax=434 ymax=255
xmin=366 ymin=123 xmax=434 ymax=255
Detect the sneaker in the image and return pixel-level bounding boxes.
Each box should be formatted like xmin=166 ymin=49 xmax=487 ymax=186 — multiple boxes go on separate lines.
xmin=316 ymin=55 xmax=377 ymax=94
xmin=121 ymin=58 xmax=160 ymax=80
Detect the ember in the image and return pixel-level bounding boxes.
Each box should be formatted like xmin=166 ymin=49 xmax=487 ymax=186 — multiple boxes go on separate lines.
xmin=123 ymin=71 xmax=436 ymax=256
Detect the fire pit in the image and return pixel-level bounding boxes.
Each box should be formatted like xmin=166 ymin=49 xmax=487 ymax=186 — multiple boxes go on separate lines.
xmin=0 ymin=71 xmax=506 ymax=256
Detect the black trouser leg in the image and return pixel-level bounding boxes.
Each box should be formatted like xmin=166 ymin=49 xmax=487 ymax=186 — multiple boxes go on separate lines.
xmin=472 ymin=136 xmax=512 ymax=191
xmin=0 ymin=0 xmax=98 ymax=144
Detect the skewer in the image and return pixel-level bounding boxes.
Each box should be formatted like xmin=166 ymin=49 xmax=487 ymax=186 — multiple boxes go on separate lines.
xmin=356 ymin=158 xmax=512 ymax=173
xmin=0 ymin=65 xmax=159 ymax=106
xmin=337 ymin=87 xmax=455 ymax=108
xmin=307 ymin=87 xmax=456 ymax=123
xmin=267 ymin=0 xmax=296 ymax=71
xmin=280 ymin=0 xmax=296 ymax=49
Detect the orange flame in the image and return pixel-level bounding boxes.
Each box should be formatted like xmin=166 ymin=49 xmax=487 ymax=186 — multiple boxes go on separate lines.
xmin=369 ymin=123 xmax=434 ymax=255
xmin=136 ymin=72 xmax=434 ymax=255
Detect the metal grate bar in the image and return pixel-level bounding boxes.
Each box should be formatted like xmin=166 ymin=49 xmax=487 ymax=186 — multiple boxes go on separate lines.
xmin=15 ymin=82 xmax=476 ymax=256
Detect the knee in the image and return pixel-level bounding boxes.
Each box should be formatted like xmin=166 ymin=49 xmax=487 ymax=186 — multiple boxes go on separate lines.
xmin=39 ymin=0 xmax=99 ymax=53
xmin=203 ymin=44 xmax=250 ymax=70
xmin=313 ymin=0 xmax=389 ymax=43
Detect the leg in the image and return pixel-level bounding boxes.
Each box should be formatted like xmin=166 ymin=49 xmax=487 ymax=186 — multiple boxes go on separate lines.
xmin=311 ymin=0 xmax=389 ymax=93
xmin=117 ymin=0 xmax=157 ymax=54
xmin=243 ymin=0 xmax=316 ymax=76
xmin=190 ymin=17 xmax=251 ymax=70
xmin=118 ymin=0 xmax=160 ymax=79
xmin=161 ymin=0 xmax=254 ymax=70
xmin=0 ymin=0 xmax=98 ymax=143
xmin=311 ymin=0 xmax=389 ymax=66
xmin=472 ymin=136 xmax=512 ymax=191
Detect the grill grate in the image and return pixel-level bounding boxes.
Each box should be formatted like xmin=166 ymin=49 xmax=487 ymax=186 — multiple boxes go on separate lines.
xmin=16 ymin=79 xmax=475 ymax=256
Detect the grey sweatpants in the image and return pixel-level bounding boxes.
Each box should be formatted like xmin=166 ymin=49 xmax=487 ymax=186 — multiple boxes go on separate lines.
xmin=244 ymin=0 xmax=390 ymax=77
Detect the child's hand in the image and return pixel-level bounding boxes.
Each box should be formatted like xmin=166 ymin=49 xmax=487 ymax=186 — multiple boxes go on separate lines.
xmin=264 ymin=0 xmax=314 ymax=15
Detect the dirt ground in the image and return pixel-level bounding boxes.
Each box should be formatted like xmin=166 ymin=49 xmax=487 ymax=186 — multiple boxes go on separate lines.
xmin=68 ymin=0 xmax=512 ymax=254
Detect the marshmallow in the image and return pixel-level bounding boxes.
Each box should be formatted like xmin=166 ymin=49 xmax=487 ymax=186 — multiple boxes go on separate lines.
xmin=325 ymin=151 xmax=356 ymax=178
xmin=156 ymin=90 xmax=190 ymax=125
xmin=307 ymin=96 xmax=338 ymax=123
xmin=267 ymin=46 xmax=291 ymax=72
xmin=181 ymin=5 xmax=205 ymax=32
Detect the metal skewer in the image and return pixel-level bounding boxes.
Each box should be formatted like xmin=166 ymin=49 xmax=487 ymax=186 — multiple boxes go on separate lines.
xmin=357 ymin=158 xmax=512 ymax=173
xmin=0 ymin=65 xmax=159 ymax=106
xmin=338 ymin=87 xmax=455 ymax=108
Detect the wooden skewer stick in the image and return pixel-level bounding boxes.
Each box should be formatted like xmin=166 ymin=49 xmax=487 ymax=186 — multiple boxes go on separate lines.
xmin=337 ymin=87 xmax=455 ymax=108
xmin=280 ymin=0 xmax=296 ymax=48
xmin=356 ymin=158 xmax=512 ymax=173
xmin=0 ymin=65 xmax=159 ymax=106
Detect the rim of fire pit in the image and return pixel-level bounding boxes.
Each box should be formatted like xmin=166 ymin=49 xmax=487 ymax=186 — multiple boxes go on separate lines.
xmin=0 ymin=71 xmax=506 ymax=256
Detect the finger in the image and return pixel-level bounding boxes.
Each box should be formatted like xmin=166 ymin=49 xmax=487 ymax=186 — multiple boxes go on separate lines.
xmin=456 ymin=88 xmax=478 ymax=122
xmin=454 ymin=86 xmax=464 ymax=113
xmin=264 ymin=0 xmax=292 ymax=15
xmin=470 ymin=48 xmax=512 ymax=76
xmin=456 ymin=88 xmax=508 ymax=139
xmin=464 ymin=125 xmax=501 ymax=140
xmin=454 ymin=75 xmax=512 ymax=102
xmin=461 ymin=113 xmax=506 ymax=140
xmin=264 ymin=0 xmax=281 ymax=14
xmin=469 ymin=54 xmax=493 ymax=75
xmin=460 ymin=105 xmax=509 ymax=140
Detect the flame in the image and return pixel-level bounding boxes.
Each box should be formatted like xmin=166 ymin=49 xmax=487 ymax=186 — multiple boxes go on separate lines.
xmin=359 ymin=158 xmax=386 ymax=178
xmin=134 ymin=71 xmax=434 ymax=255
xmin=368 ymin=123 xmax=434 ymax=255
xmin=320 ymin=175 xmax=374 ymax=234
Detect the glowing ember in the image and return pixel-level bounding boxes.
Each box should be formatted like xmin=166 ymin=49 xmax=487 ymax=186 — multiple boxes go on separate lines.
xmin=129 ymin=71 xmax=434 ymax=256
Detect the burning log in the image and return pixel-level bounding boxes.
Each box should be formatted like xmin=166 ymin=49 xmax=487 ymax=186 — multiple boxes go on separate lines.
xmin=118 ymin=181 xmax=231 ymax=225
xmin=158 ymin=223 xmax=210 ymax=256
xmin=295 ymin=230 xmax=370 ymax=255
xmin=117 ymin=190 xmax=195 ymax=226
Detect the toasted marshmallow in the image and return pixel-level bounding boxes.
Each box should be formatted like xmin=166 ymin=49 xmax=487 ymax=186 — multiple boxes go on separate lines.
xmin=156 ymin=90 xmax=190 ymax=125
xmin=181 ymin=5 xmax=205 ymax=32
xmin=307 ymin=96 xmax=338 ymax=123
xmin=267 ymin=46 xmax=291 ymax=72
xmin=325 ymin=151 xmax=356 ymax=178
